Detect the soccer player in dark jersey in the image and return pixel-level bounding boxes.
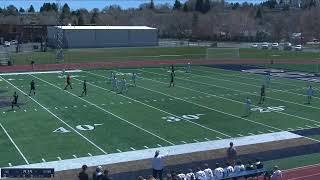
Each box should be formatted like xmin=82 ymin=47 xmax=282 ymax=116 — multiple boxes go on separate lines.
xmin=169 ymin=71 xmax=175 ymax=87
xmin=64 ymin=74 xmax=72 ymax=90
xmin=258 ymin=84 xmax=266 ymax=105
xmin=171 ymin=65 xmax=175 ymax=76
xmin=29 ymin=80 xmax=36 ymax=96
xmin=11 ymin=92 xmax=20 ymax=110
xmin=81 ymin=80 xmax=87 ymax=97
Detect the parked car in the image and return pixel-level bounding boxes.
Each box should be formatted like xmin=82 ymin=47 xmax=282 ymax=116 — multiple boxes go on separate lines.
xmin=251 ymin=43 xmax=258 ymax=48
xmin=284 ymin=42 xmax=292 ymax=51
xmin=294 ymin=44 xmax=303 ymax=51
xmin=10 ymin=40 xmax=17 ymax=45
xmin=271 ymin=43 xmax=279 ymax=50
xmin=4 ymin=41 xmax=10 ymax=47
xmin=261 ymin=42 xmax=269 ymax=49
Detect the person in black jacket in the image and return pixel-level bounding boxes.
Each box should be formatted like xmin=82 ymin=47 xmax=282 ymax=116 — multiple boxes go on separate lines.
xmin=78 ymin=165 xmax=89 ymax=180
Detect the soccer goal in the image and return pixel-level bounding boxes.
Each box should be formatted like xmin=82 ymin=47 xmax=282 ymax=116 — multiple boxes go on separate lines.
xmin=205 ymin=48 xmax=240 ymax=59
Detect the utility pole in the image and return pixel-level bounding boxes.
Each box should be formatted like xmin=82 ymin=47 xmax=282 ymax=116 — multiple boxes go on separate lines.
xmin=56 ymin=0 xmax=64 ymax=63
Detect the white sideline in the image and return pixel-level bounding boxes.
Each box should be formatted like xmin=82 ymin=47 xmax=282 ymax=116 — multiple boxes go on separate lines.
xmin=9 ymin=131 xmax=301 ymax=172
xmin=0 ymin=70 xmax=82 ymax=76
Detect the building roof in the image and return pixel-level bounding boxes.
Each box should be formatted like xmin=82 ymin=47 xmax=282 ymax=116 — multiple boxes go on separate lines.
xmin=55 ymin=26 xmax=156 ymax=30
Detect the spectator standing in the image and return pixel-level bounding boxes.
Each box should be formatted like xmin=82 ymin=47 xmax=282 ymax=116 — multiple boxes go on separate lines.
xmin=195 ymin=167 xmax=206 ymax=180
xmin=152 ymin=150 xmax=167 ymax=180
xmin=185 ymin=169 xmax=196 ymax=180
xmin=78 ymin=165 xmax=89 ymax=180
xmin=226 ymin=142 xmax=237 ymax=165
xmin=92 ymin=166 xmax=104 ymax=180
xmin=271 ymin=166 xmax=283 ymax=180
xmin=203 ymin=164 xmax=213 ymax=180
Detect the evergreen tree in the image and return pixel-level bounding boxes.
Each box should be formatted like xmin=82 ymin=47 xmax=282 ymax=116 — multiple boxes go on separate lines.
xmin=19 ymin=7 xmax=25 ymax=13
xmin=149 ymin=0 xmax=155 ymax=9
xmin=195 ymin=0 xmax=203 ymax=12
xmin=183 ymin=3 xmax=189 ymax=12
xmin=78 ymin=15 xmax=84 ymax=25
xmin=6 ymin=5 xmax=18 ymax=15
xmin=61 ymin=3 xmax=70 ymax=19
xmin=202 ymin=0 xmax=211 ymax=13
xmin=255 ymin=8 xmax=262 ymax=19
xmin=28 ymin=5 xmax=35 ymax=13
xmin=173 ymin=0 xmax=182 ymax=10
xmin=90 ymin=8 xmax=99 ymax=24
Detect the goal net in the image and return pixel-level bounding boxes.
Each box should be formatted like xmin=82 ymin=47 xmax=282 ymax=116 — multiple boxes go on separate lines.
xmin=206 ymin=48 xmax=240 ymax=59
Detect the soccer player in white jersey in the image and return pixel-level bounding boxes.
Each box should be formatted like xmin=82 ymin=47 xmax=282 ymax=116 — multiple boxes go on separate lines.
xmin=223 ymin=162 xmax=234 ymax=177
xmin=186 ymin=62 xmax=191 ymax=73
xmin=132 ymin=72 xmax=137 ymax=87
xmin=214 ymin=163 xmax=224 ymax=180
xmin=120 ymin=77 xmax=128 ymax=94
xmin=203 ymin=163 xmax=213 ymax=180
xmin=195 ymin=167 xmax=206 ymax=180
xmin=186 ymin=169 xmax=196 ymax=180
xmin=244 ymin=97 xmax=252 ymax=117
xmin=307 ymin=85 xmax=314 ymax=104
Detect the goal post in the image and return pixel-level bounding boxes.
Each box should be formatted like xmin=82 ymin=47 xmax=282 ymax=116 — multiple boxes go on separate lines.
xmin=205 ymin=47 xmax=240 ymax=60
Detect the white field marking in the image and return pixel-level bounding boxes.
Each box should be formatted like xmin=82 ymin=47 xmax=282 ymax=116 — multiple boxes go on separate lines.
xmin=315 ymin=124 xmax=320 ymax=127
xmin=0 ymin=123 xmax=29 ymax=164
xmin=13 ymin=110 xmax=16 ymax=113
xmin=55 ymin=107 xmax=58 ymax=110
xmin=73 ymin=155 xmax=77 ymax=158
xmin=287 ymin=172 xmax=320 ymax=180
xmin=130 ymin=147 xmax=136 ymax=151
xmin=268 ymin=130 xmax=275 ymax=133
xmin=138 ymin=76 xmax=282 ymax=132
xmin=287 ymin=128 xmax=294 ymax=131
xmin=144 ymin=146 xmax=149 ymax=149
xmin=120 ymin=102 xmax=123 ymax=104
xmin=117 ymin=149 xmax=122 ymax=153
xmin=80 ymin=73 xmax=231 ymax=138
xmin=65 ymin=106 xmax=68 ymax=109
xmin=140 ymin=71 xmax=320 ymax=125
xmin=181 ymin=141 xmax=187 ymax=144
xmin=24 ymin=109 xmax=27 ymax=112
xmin=73 ymin=105 xmax=77 ymax=108
xmin=153 ymin=100 xmax=157 ymax=102
xmin=216 ymin=137 xmax=222 ymax=139
xmin=297 ymin=126 xmax=304 ymax=130
xmin=32 ymin=75 xmax=175 ymax=146
xmin=204 ymin=138 xmax=210 ymax=141
xmin=94 ymin=124 xmax=103 ymax=126
xmin=185 ymin=71 xmax=320 ymax=106
xmin=258 ymin=131 xmax=264 ymax=134
xmin=42 ymin=158 xmax=46 ymax=162
xmin=83 ymin=105 xmax=87 ymax=107
xmin=88 ymin=153 xmax=93 ymax=156
xmin=248 ymin=133 xmax=255 ymax=135
xmin=306 ymin=125 xmax=314 ymax=128
xmin=128 ymin=101 xmax=132 ymax=103
xmin=0 ymin=76 xmax=108 ymax=155
xmin=157 ymin=144 xmax=162 ymax=147
xmin=101 ymin=104 xmax=105 ymax=106
xmin=237 ymin=134 xmax=244 ymax=137
xmin=192 ymin=68 xmax=300 ymax=88
xmin=0 ymin=70 xmax=82 ymax=76
xmin=193 ymin=139 xmax=199 ymax=142
xmin=57 ymin=157 xmax=62 ymax=161
xmin=34 ymin=109 xmax=37 ymax=111
xmin=8 ymin=163 xmax=12 ymax=167
xmin=3 ymin=112 xmax=5 ymax=114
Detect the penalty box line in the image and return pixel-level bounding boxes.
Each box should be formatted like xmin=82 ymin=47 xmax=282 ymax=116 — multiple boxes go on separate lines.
xmin=0 ymin=76 xmax=108 ymax=155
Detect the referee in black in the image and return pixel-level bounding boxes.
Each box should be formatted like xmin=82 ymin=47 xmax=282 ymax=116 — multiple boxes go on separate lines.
xmin=169 ymin=71 xmax=175 ymax=88
xmin=81 ymin=80 xmax=87 ymax=97
xmin=11 ymin=92 xmax=20 ymax=110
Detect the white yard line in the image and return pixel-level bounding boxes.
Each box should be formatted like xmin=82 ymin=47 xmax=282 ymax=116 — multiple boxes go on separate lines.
xmin=0 ymin=123 xmax=29 ymax=164
xmin=0 ymin=76 xmax=108 ymax=155
xmin=31 ymin=75 xmax=175 ymax=146
xmin=80 ymin=72 xmax=231 ymax=138
xmin=140 ymin=70 xmax=320 ymax=125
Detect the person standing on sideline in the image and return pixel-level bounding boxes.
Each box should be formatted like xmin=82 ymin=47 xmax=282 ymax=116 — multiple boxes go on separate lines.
xmin=11 ymin=91 xmax=20 ymax=110
xmin=78 ymin=165 xmax=89 ymax=180
xmin=169 ymin=71 xmax=175 ymax=88
xmin=258 ymin=84 xmax=266 ymax=105
xmin=271 ymin=166 xmax=283 ymax=180
xmin=64 ymin=74 xmax=73 ymax=90
xmin=226 ymin=142 xmax=237 ymax=165
xmin=244 ymin=97 xmax=252 ymax=117
xmin=307 ymin=85 xmax=314 ymax=104
xmin=152 ymin=150 xmax=167 ymax=180
xmin=132 ymin=72 xmax=137 ymax=87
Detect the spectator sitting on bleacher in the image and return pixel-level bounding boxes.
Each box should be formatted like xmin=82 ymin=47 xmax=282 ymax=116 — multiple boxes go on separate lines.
xmin=78 ymin=165 xmax=89 ymax=180
xmin=92 ymin=166 xmax=103 ymax=180
xmin=203 ymin=163 xmax=213 ymax=180
xmin=223 ymin=162 xmax=234 ymax=177
xmin=102 ymin=169 xmax=112 ymax=180
xmin=271 ymin=166 xmax=283 ymax=180
xmin=244 ymin=161 xmax=255 ymax=179
xmin=177 ymin=170 xmax=186 ymax=180
xmin=195 ymin=167 xmax=206 ymax=180
xmin=186 ymin=169 xmax=196 ymax=180
xmin=214 ymin=163 xmax=224 ymax=180
xmin=255 ymin=159 xmax=264 ymax=169
xmin=233 ymin=160 xmax=245 ymax=173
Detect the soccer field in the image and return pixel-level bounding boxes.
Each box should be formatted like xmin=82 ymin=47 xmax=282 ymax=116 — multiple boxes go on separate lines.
xmin=0 ymin=65 xmax=319 ymax=168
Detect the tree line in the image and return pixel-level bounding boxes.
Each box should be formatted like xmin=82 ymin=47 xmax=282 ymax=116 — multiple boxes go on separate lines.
xmin=0 ymin=0 xmax=320 ymax=42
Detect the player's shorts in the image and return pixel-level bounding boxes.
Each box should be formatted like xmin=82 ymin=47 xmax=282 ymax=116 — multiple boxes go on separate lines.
xmin=67 ymin=81 xmax=71 ymax=85
xmin=31 ymin=86 xmax=35 ymax=90
xmin=12 ymin=100 xmax=17 ymax=105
